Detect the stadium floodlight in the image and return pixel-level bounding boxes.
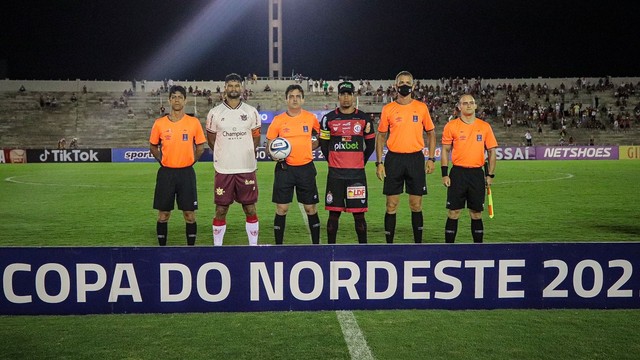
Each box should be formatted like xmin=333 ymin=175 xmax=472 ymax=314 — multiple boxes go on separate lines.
xmin=136 ymin=0 xmax=261 ymax=80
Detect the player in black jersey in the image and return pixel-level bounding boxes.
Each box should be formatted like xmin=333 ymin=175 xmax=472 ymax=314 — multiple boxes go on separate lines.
xmin=319 ymin=81 xmax=376 ymax=243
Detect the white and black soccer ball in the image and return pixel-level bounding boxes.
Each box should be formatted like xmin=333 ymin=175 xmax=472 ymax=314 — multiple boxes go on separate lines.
xmin=269 ymin=137 xmax=292 ymax=161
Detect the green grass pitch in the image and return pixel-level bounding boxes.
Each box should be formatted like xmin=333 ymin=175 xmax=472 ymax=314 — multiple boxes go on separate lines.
xmin=0 ymin=160 xmax=639 ymax=359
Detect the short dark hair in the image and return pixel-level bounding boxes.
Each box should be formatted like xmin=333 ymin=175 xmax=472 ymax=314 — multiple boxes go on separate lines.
xmin=225 ymin=73 xmax=243 ymax=84
xmin=395 ymin=70 xmax=414 ymax=84
xmin=169 ymin=85 xmax=187 ymax=99
xmin=285 ymin=84 xmax=304 ymax=98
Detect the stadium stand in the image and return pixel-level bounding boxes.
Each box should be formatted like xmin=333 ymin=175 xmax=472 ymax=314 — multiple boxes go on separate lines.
xmin=1 ymin=77 xmax=638 ymax=148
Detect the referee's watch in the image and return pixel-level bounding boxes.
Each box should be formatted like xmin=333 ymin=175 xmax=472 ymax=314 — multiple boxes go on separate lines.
xmin=427 ymin=157 xmax=436 ymax=162
xmin=375 ymin=162 xmax=383 ymax=166
xmin=487 ymin=174 xmax=495 ymax=178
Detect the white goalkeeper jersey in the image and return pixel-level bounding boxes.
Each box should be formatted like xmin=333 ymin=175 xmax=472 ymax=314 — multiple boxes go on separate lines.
xmin=206 ymin=101 xmax=261 ymax=174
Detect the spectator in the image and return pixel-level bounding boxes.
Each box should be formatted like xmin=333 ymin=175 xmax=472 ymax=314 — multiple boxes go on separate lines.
xmin=19 ymin=85 xmax=26 ymax=93
xmin=524 ymin=130 xmax=532 ymax=146
xmin=57 ymin=138 xmax=66 ymax=149
xmin=69 ymin=137 xmax=78 ymax=149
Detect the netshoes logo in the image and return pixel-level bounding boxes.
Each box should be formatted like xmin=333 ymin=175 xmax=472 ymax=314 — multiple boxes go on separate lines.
xmin=334 ymin=142 xmax=359 ymax=150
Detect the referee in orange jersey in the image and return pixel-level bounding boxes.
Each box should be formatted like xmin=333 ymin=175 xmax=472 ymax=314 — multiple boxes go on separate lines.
xmin=150 ymin=85 xmax=206 ymax=246
xmin=375 ymin=71 xmax=436 ymax=243
xmin=441 ymin=94 xmax=498 ymax=243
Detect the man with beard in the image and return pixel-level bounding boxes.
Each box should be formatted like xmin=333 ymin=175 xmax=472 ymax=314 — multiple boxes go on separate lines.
xmin=150 ymin=85 xmax=206 ymax=246
xmin=205 ymin=73 xmax=262 ymax=246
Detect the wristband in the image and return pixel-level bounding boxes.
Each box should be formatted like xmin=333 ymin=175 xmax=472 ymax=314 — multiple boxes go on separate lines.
xmin=441 ymin=166 xmax=448 ymax=177
xmin=427 ymin=157 xmax=436 ymax=162
xmin=375 ymin=162 xmax=383 ymax=166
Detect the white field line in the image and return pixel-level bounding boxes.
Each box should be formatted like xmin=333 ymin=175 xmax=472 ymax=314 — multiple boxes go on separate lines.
xmin=297 ymin=202 xmax=312 ymax=243
xmin=295 ymin=205 xmax=374 ymax=359
xmin=5 ymin=173 xmax=575 ymax=189
xmin=4 ymin=176 xmax=149 ymax=189
xmin=495 ymin=172 xmax=574 ymax=185
xmin=336 ymin=310 xmax=375 ymax=360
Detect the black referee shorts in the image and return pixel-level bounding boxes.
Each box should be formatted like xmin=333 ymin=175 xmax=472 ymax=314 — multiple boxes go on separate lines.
xmin=383 ymin=150 xmax=427 ymax=196
xmin=446 ymin=166 xmax=485 ymax=211
xmin=272 ymin=161 xmax=319 ymax=205
xmin=153 ymin=166 xmax=198 ymax=211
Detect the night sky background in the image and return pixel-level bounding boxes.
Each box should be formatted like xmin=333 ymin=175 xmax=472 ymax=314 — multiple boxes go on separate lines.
xmin=1 ymin=0 xmax=636 ymax=81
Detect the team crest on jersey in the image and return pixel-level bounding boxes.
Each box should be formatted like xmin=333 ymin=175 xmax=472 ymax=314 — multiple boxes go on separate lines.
xmin=182 ymin=134 xmax=188 ymax=141
xmin=303 ymin=125 xmax=309 ymax=133
xmin=353 ymin=124 xmax=362 ymax=133
xmin=413 ymin=115 xmax=419 ymax=122
xmin=477 ymin=134 xmax=483 ymax=141
xmin=326 ymin=191 xmax=333 ymax=204
xmin=241 ymin=114 xmax=248 ymax=121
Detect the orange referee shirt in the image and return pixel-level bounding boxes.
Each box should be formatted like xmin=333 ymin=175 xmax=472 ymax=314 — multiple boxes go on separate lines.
xmin=267 ymin=110 xmax=320 ymax=166
xmin=377 ymin=100 xmax=435 ymax=153
xmin=442 ymin=118 xmax=498 ymax=168
xmin=149 ymin=115 xmax=206 ymax=168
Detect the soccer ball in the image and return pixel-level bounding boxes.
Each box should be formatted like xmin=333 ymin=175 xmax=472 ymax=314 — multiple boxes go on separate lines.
xmin=269 ymin=137 xmax=292 ymax=160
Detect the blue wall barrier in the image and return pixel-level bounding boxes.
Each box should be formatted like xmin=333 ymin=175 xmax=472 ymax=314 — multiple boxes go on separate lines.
xmin=2 ymin=243 xmax=639 ymax=315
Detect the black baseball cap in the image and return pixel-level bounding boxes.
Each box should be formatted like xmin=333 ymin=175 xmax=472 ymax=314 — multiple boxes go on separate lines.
xmin=225 ymin=73 xmax=243 ymax=83
xmin=338 ymin=81 xmax=354 ymax=94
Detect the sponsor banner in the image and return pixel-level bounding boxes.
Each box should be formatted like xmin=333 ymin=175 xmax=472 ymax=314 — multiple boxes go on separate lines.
xmin=535 ymin=146 xmax=618 ymax=160
xmin=619 ymin=146 xmax=640 ymax=160
xmin=112 ymin=148 xmax=214 ymax=163
xmin=259 ymin=110 xmax=329 ymax=124
xmin=2 ymin=243 xmax=639 ymax=315
xmin=26 ymin=149 xmax=112 ymax=163
xmin=0 ymin=149 xmax=28 ymax=163
xmin=111 ymin=147 xmax=322 ymax=163
xmin=112 ymin=148 xmax=157 ymax=163
xmin=496 ymin=146 xmax=536 ymax=160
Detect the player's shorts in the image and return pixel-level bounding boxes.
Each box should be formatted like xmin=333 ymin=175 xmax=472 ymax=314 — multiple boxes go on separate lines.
xmin=272 ymin=161 xmax=319 ymax=205
xmin=382 ymin=150 xmax=427 ymax=196
xmin=446 ymin=166 xmax=485 ymax=211
xmin=214 ymin=171 xmax=258 ymax=206
xmin=325 ymin=177 xmax=368 ymax=213
xmin=153 ymin=166 xmax=198 ymax=211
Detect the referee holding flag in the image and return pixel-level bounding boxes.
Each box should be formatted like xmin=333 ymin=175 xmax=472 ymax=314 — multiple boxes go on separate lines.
xmin=441 ymin=94 xmax=498 ymax=243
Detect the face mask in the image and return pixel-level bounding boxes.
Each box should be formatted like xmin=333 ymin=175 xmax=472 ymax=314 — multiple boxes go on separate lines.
xmin=397 ymin=84 xmax=412 ymax=97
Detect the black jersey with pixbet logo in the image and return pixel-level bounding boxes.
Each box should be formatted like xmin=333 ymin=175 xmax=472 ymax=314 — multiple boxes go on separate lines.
xmin=319 ymin=109 xmax=375 ymax=179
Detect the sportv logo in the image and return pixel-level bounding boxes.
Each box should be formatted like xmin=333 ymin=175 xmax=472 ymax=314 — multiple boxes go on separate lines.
xmin=124 ymin=151 xmax=155 ymax=161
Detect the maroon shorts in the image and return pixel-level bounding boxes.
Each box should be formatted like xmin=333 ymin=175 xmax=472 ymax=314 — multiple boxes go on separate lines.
xmin=214 ymin=171 xmax=259 ymax=206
